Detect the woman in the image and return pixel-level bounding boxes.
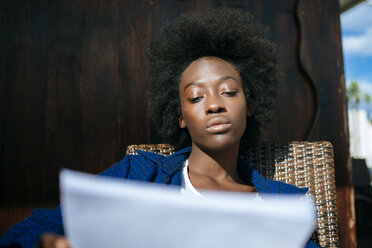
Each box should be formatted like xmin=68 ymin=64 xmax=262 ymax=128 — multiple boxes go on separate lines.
xmin=0 ymin=8 xmax=317 ymax=248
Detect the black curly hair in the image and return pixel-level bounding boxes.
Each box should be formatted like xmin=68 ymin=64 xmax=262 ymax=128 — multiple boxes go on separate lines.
xmin=147 ymin=8 xmax=280 ymax=151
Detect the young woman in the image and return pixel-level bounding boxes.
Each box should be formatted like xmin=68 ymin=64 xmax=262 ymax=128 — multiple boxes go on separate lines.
xmin=0 ymin=8 xmax=318 ymax=248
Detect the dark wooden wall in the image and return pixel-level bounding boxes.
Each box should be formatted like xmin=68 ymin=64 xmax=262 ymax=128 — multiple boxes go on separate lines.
xmin=0 ymin=0 xmax=355 ymax=247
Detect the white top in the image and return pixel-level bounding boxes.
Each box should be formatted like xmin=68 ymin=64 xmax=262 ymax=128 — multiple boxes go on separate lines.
xmin=180 ymin=159 xmax=203 ymax=196
xmin=180 ymin=159 xmax=260 ymax=200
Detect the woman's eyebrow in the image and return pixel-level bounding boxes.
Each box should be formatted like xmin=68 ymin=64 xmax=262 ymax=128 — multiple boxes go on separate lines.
xmin=219 ymin=75 xmax=239 ymax=83
xmin=184 ymin=76 xmax=239 ymax=92
xmin=184 ymin=81 xmax=199 ymax=92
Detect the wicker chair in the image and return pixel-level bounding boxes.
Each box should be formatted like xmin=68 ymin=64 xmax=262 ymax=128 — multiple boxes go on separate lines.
xmin=126 ymin=141 xmax=339 ymax=248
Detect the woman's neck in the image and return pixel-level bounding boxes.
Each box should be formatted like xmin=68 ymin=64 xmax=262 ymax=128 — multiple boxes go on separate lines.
xmin=188 ymin=143 xmax=241 ymax=183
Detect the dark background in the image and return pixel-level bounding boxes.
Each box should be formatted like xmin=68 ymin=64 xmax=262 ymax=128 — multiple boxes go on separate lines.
xmin=0 ymin=0 xmax=354 ymax=247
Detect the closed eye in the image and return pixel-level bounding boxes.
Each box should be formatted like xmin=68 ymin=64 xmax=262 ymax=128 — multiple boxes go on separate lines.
xmin=223 ymin=91 xmax=238 ymax=96
xmin=189 ymin=96 xmax=203 ymax=103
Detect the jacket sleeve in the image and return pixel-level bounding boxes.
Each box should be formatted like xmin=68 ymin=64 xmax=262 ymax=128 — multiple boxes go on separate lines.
xmin=0 ymin=156 xmax=131 ymax=248
xmin=306 ymin=240 xmax=319 ymax=248
xmin=0 ymin=206 xmax=63 ymax=248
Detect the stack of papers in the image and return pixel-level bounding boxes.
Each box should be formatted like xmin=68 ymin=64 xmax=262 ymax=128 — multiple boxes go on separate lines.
xmin=60 ymin=169 xmax=316 ymax=248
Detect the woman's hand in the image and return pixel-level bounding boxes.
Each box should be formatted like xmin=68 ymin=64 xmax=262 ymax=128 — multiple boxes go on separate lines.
xmin=37 ymin=233 xmax=70 ymax=248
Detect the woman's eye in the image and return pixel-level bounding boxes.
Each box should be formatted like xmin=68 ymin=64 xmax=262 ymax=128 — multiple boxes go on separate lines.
xmin=189 ymin=96 xmax=202 ymax=103
xmin=223 ymin=91 xmax=237 ymax=96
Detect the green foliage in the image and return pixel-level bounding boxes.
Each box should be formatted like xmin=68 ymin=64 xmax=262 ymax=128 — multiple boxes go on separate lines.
xmin=365 ymin=94 xmax=371 ymax=103
xmin=347 ymin=81 xmax=360 ymax=105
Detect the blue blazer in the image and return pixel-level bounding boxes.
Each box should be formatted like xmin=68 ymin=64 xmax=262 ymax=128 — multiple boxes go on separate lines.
xmin=0 ymin=147 xmax=317 ymax=248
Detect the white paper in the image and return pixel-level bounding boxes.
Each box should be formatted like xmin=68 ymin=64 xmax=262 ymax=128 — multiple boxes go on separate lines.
xmin=60 ymin=169 xmax=316 ymax=248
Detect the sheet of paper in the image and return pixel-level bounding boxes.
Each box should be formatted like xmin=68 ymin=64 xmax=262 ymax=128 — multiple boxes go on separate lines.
xmin=60 ymin=169 xmax=316 ymax=248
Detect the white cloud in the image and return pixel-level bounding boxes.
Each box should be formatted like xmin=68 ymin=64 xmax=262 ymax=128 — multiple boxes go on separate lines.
xmin=342 ymin=27 xmax=372 ymax=56
xmin=341 ymin=2 xmax=372 ymax=32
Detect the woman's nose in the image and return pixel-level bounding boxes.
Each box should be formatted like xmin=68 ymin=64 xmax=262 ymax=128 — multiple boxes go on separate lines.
xmin=205 ymin=95 xmax=226 ymax=114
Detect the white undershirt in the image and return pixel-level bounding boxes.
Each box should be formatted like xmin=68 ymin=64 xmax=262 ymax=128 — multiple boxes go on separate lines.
xmin=180 ymin=159 xmax=203 ymax=196
xmin=180 ymin=159 xmax=260 ymax=200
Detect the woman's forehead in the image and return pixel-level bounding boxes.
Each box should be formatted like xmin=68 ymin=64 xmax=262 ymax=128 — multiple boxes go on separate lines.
xmin=179 ymin=57 xmax=241 ymax=86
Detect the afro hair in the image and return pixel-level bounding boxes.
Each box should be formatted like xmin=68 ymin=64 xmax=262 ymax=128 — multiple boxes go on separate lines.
xmin=147 ymin=8 xmax=280 ymax=150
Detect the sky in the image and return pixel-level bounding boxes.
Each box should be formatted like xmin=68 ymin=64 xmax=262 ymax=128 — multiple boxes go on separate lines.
xmin=340 ymin=1 xmax=372 ymax=116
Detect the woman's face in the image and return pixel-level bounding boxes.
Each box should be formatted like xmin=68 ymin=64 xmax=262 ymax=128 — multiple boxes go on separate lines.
xmin=179 ymin=57 xmax=249 ymax=152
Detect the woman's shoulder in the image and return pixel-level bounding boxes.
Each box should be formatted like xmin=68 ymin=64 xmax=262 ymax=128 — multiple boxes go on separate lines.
xmin=98 ymin=152 xmax=163 ymax=179
xmin=98 ymin=147 xmax=191 ymax=180
xmin=238 ymin=158 xmax=308 ymax=195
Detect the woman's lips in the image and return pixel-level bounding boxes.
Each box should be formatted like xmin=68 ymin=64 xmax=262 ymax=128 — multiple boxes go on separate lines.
xmin=206 ymin=117 xmax=231 ymax=133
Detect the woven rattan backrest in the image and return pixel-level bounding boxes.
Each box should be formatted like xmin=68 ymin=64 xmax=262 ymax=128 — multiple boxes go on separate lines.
xmin=126 ymin=141 xmax=338 ymax=248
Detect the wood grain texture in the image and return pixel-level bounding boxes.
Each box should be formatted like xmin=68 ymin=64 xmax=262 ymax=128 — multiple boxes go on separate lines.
xmin=0 ymin=0 xmax=153 ymax=232
xmin=0 ymin=1 xmax=354 ymax=247
xmin=296 ymin=0 xmax=355 ymax=247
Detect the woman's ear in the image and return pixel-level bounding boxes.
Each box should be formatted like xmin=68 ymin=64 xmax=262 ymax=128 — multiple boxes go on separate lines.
xmin=179 ymin=115 xmax=187 ymax=128
xmin=247 ymin=103 xmax=254 ymax=117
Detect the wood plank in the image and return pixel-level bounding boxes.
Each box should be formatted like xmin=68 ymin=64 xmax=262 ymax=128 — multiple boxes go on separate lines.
xmin=296 ymin=0 xmax=355 ymax=247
